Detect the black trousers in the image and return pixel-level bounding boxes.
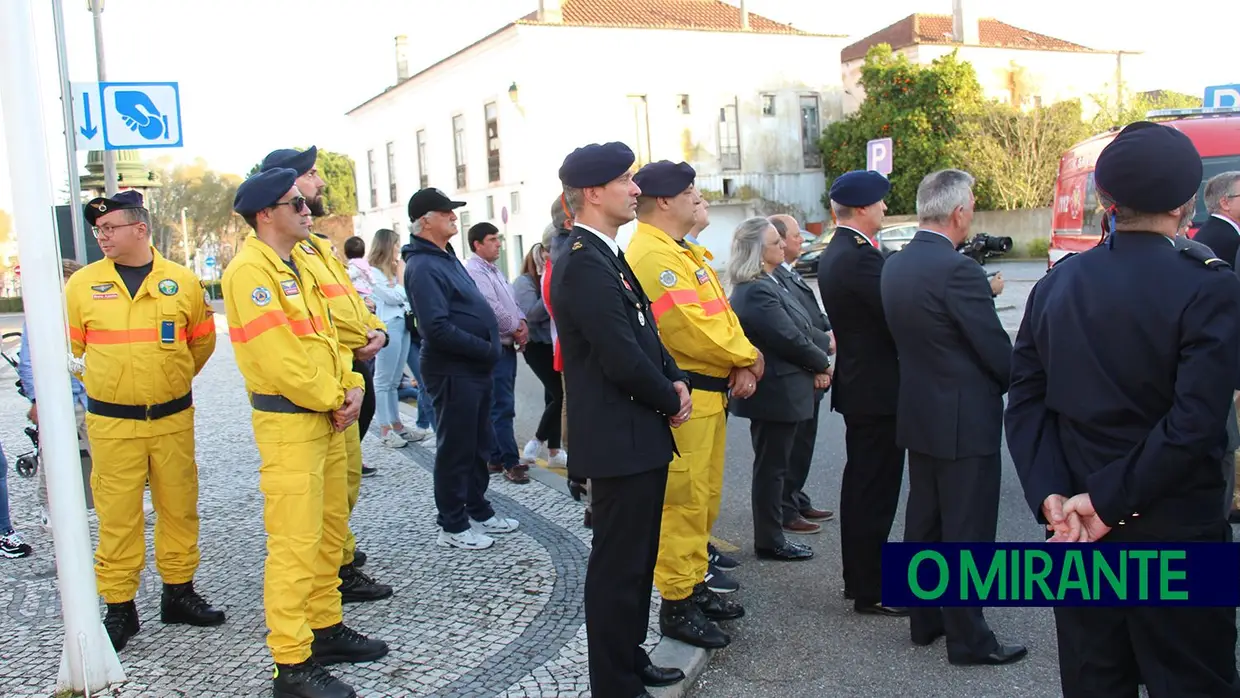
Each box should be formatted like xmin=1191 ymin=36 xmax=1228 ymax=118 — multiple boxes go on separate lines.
xmin=354 ymin=358 xmax=376 ymax=437
xmin=750 ymin=419 xmax=798 ymax=549
xmin=424 ymin=371 xmax=495 ymax=534
xmin=905 ymin=450 xmax=1001 ymax=660
xmin=521 ymin=341 xmax=563 ymax=449
xmin=782 ymin=391 xmax=824 ymax=523
xmin=838 ymin=413 xmax=905 ymax=603
xmin=586 ymin=465 xmax=668 ymax=698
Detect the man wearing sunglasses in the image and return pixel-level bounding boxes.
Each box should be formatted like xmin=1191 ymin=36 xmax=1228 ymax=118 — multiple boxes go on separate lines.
xmin=260 ymin=147 xmax=393 ymax=606
xmin=66 ymin=189 xmax=222 ymax=651
xmin=225 ymin=168 xmax=388 ymax=698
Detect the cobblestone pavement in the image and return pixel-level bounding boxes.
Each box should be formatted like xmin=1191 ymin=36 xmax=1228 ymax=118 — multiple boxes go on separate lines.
xmin=0 ymin=322 xmax=661 ymax=697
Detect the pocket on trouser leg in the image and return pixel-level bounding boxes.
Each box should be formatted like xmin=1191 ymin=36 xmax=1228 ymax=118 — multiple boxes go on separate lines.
xmin=148 ymin=430 xmax=202 ymax=584
xmin=663 ymin=460 xmax=695 ymax=508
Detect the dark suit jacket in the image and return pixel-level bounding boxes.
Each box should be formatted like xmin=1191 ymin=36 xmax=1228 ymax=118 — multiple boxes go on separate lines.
xmin=550 ymin=227 xmax=686 ymax=479
xmin=1194 ymin=215 xmax=1240 ymax=270
xmin=817 ymin=226 xmax=899 ymax=416
xmin=880 ymin=230 xmax=1013 ymax=459
xmin=729 ymin=273 xmax=832 ymax=424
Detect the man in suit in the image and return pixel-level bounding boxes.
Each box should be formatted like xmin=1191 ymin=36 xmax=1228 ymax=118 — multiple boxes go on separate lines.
xmin=550 ymin=142 xmax=691 ymax=698
xmin=815 ymin=171 xmax=907 ymax=618
xmin=880 ymin=169 xmax=1026 ymax=666
xmin=1007 ymin=123 xmax=1240 ymax=696
xmin=769 ymin=214 xmax=835 ymax=535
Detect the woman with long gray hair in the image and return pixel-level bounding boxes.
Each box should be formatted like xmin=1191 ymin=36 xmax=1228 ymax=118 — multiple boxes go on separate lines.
xmin=727 ymin=217 xmax=833 ymax=562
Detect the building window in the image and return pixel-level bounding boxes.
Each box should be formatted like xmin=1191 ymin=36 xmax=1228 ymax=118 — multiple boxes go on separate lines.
xmin=761 ymin=94 xmax=776 ymax=116
xmin=628 ymin=95 xmax=652 ymax=167
xmin=452 ymin=115 xmax=467 ymax=190
xmin=386 ymin=142 xmax=397 ymax=204
xmin=486 ymin=195 xmax=495 ymax=220
xmin=510 ymin=191 xmax=521 ymax=215
xmin=459 ymin=210 xmax=472 ymax=253
xmin=366 ymin=149 xmax=378 ymax=209
xmin=718 ymin=100 xmax=740 ymax=171
xmin=800 ymin=95 xmax=822 ymax=169
xmin=677 ymin=94 xmax=690 ymax=114
xmin=485 ymin=102 xmax=501 ymax=183
xmin=416 ymin=129 xmax=429 ymax=190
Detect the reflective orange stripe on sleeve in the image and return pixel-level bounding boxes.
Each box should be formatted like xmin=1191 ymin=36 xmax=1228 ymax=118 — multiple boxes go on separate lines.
xmin=228 ymin=310 xmax=327 ymax=343
xmin=650 ymin=289 xmax=729 ymax=320
xmin=69 ymin=326 xmax=85 ymax=342
xmin=321 ymin=284 xmax=351 ymax=298
xmin=187 ymin=319 xmax=215 ymax=341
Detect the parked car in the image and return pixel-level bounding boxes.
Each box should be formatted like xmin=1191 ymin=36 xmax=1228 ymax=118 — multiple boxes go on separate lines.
xmin=875 ymin=224 xmax=917 ymax=254
xmin=792 ymin=231 xmax=831 ymax=276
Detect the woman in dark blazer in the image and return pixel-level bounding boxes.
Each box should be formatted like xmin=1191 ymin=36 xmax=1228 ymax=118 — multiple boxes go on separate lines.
xmin=728 ymin=217 xmax=833 ymax=561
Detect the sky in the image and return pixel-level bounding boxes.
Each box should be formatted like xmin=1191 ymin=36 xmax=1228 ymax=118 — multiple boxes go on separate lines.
xmin=0 ymin=0 xmax=1234 ymax=214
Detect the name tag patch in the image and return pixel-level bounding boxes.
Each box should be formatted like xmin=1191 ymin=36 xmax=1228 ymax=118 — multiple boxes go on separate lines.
xmin=160 ymin=320 xmax=176 ymax=344
xmin=280 ymin=280 xmax=300 ymax=296
xmin=92 ymin=292 xmax=119 ymax=300
xmin=695 ymin=268 xmax=709 ymax=285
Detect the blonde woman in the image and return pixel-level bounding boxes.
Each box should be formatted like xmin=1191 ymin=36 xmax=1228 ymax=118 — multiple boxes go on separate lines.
xmin=367 ymin=228 xmax=428 ymax=447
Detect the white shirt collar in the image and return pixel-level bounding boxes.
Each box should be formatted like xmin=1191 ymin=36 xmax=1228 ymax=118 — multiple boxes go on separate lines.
xmin=1212 ymin=213 xmax=1240 ymax=236
xmin=780 ymin=261 xmax=794 ymax=272
xmin=576 ymin=223 xmax=620 ymax=257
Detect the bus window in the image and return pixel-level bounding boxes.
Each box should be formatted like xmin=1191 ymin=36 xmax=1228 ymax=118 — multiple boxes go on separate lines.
xmin=1081 ymin=171 xmax=1102 ymax=236
xmin=1195 ymin=155 xmax=1240 ymax=226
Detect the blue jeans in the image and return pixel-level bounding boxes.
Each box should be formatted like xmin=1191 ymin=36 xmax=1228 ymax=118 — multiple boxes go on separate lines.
xmin=374 ymin=317 xmax=411 ymax=428
xmin=489 ymin=345 xmax=519 ymax=470
xmin=406 ymin=336 xmax=436 ymax=430
xmin=0 ymin=445 xmax=12 ymax=534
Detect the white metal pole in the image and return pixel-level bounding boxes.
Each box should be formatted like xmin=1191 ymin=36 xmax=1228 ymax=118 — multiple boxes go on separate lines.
xmin=90 ymin=0 xmax=117 ymax=197
xmin=0 ymin=1 xmax=126 ymax=693
xmin=52 ymin=0 xmax=90 ymax=264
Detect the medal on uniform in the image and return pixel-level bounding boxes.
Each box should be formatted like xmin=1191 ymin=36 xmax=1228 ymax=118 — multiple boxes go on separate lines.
xmin=638 ymin=310 xmax=646 ymax=326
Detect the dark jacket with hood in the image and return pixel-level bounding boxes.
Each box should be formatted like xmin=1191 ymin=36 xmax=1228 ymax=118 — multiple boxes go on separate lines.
xmin=402 ymin=236 xmax=500 ymax=376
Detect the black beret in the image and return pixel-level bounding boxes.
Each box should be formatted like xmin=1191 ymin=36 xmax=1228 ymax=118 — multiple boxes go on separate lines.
xmin=633 ymin=160 xmax=696 ymax=198
xmin=1095 ymin=122 xmax=1203 ymax=213
xmin=558 ymin=142 xmax=635 ymax=188
xmin=260 ymin=146 xmax=318 ymax=176
xmin=408 ymin=187 xmax=466 ymax=222
xmin=233 ymin=168 xmax=299 ymax=216
xmin=828 ymin=170 xmax=891 ymax=208
xmin=84 ymin=190 xmax=145 ymax=226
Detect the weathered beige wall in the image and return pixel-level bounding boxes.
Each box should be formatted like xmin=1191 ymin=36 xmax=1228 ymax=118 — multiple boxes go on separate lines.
xmin=883 ymin=207 xmax=1052 ymax=256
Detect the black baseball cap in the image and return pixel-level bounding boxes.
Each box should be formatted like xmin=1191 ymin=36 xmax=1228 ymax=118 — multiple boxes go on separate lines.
xmin=408 ymin=187 xmax=466 ymax=222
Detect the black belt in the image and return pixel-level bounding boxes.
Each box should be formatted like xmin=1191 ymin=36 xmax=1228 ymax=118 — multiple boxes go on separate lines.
xmin=685 ymin=371 xmax=729 ymax=394
xmin=87 ymin=392 xmax=193 ymax=421
xmin=250 ymin=393 xmax=322 ymax=414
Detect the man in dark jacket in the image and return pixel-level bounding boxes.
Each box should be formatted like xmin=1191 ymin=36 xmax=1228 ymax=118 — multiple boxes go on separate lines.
xmin=404 ymin=187 xmax=519 ymax=551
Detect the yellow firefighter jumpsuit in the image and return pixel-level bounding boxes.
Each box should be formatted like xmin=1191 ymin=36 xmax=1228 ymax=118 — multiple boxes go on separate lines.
xmin=302 ymin=234 xmax=386 ymax=567
xmin=627 ymin=222 xmax=759 ymax=601
xmin=66 ymin=247 xmax=216 ymax=603
xmin=223 ymin=234 xmax=364 ymax=664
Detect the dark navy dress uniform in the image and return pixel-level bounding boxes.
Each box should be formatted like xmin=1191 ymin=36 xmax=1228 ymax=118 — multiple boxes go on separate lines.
xmin=1006 ymin=122 xmax=1240 ymax=698
xmin=550 ymin=142 xmax=689 ymax=698
xmin=815 ymin=171 xmax=907 ymax=612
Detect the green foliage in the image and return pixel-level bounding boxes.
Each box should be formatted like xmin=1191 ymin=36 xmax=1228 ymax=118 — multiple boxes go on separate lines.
xmin=1025 ymin=237 xmax=1050 ymax=260
xmin=1089 ymin=90 xmax=1202 ymax=132
xmin=247 ymin=147 xmax=357 ymax=217
xmin=820 ymin=45 xmax=984 ymax=215
xmin=0 ymin=296 xmax=23 ymax=312
xmin=144 ymin=159 xmax=244 ymax=264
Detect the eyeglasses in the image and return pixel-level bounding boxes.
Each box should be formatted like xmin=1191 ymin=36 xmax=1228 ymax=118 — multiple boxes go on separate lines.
xmin=271 ymin=196 xmax=309 ymax=212
xmin=91 ymin=222 xmax=140 ymax=239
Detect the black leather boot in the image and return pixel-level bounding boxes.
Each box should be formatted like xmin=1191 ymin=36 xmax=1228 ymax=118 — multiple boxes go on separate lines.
xmin=161 ymin=581 xmax=226 ymax=626
xmin=272 ymin=659 xmax=356 ymax=698
xmin=311 ymin=623 xmax=389 ymax=665
xmin=658 ymin=597 xmax=730 ymax=649
xmin=691 ymin=582 xmax=745 ymax=621
xmin=351 ymin=549 xmax=367 ymax=567
xmin=338 ymin=564 xmax=393 ymax=603
xmin=103 ymin=600 xmax=139 ymax=650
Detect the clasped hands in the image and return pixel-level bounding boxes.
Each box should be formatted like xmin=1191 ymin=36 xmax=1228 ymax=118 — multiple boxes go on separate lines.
xmin=1042 ymin=493 xmax=1113 ymax=543
xmin=353 ymin=329 xmax=386 ymax=362
xmin=670 ymin=380 xmax=693 ymax=428
xmin=727 ymin=350 xmax=765 ymax=400
xmin=332 ymin=387 xmax=365 ymax=432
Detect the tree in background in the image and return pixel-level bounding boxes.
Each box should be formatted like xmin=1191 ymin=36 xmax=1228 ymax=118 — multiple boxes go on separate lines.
xmin=145 ymin=158 xmax=245 ymax=269
xmin=819 ymin=45 xmax=983 ymax=215
xmin=1089 ymin=89 xmax=1201 ymax=132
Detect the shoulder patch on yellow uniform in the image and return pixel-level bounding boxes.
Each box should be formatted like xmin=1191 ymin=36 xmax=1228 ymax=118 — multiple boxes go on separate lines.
xmin=300 ymin=242 xmax=317 ymax=255
xmin=659 ymin=270 xmax=678 ymax=287
xmin=157 ymin=279 xmax=179 ymax=296
xmin=251 ymin=287 xmax=273 ymax=306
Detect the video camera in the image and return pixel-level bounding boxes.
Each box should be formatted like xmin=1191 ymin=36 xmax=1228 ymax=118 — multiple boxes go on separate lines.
xmin=957 ymin=233 xmax=1013 ymax=265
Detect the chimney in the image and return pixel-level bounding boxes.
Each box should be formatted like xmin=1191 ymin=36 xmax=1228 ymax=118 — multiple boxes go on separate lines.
xmin=537 ymin=0 xmax=563 ymax=24
xmin=951 ymin=0 xmax=979 ymax=44
xmin=395 ymin=35 xmax=409 ymax=82
xmin=740 ymin=0 xmax=750 ymax=31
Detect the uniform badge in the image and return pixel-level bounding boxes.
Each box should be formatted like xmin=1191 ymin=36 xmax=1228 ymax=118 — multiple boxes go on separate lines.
xmin=157 ymin=279 xmax=179 ymax=296
xmin=694 ymin=268 xmax=709 ymax=285
xmin=252 ymin=287 xmax=272 ymax=307
xmin=300 ymin=242 xmax=317 ymax=255
xmin=620 ymin=273 xmax=632 ymax=291
xmin=90 ymin=283 xmax=113 ymax=293
xmin=280 ymin=280 xmax=300 ymax=296
xmin=855 ymin=235 xmax=867 ymax=246
xmin=638 ymin=310 xmax=646 ymax=327
xmin=658 ymin=270 xmax=677 ymax=287
xmin=91 ymin=202 xmax=107 ymax=212
xmin=571 ymin=241 xmax=583 ymax=251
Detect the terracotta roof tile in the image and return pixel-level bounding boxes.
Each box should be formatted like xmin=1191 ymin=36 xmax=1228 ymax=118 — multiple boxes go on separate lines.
xmin=518 ymin=0 xmax=807 ymax=35
xmin=841 ymin=13 xmax=1091 ymax=63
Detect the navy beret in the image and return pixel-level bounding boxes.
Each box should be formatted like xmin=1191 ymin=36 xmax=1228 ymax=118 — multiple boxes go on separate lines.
xmin=633 ymin=160 xmax=696 ymax=198
xmin=1095 ymin=122 xmax=1202 ymax=213
xmin=84 ymin=190 xmax=145 ymax=226
xmin=828 ymin=170 xmax=891 ymax=208
xmin=558 ymin=142 xmax=635 ymax=188
xmin=234 ymin=168 xmax=299 ymax=216
xmin=260 ymin=146 xmax=318 ymax=176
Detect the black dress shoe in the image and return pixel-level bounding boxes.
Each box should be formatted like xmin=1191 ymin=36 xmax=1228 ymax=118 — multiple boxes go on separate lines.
xmin=338 ymin=564 xmax=394 ymax=603
xmin=638 ymin=664 xmax=685 ymax=687
xmin=659 ymin=597 xmax=730 ymax=649
xmin=103 ymin=600 xmax=140 ymax=651
xmin=161 ymin=581 xmax=226 ymax=626
xmin=273 ymin=659 xmax=356 ymax=698
xmin=692 ymin=583 xmax=745 ymax=621
xmin=854 ymin=601 xmax=908 ymax=617
xmin=755 ymin=541 xmax=813 ymax=561
xmin=567 ymin=479 xmax=587 ymax=502
xmin=948 ymin=643 xmax=1028 ymax=666
xmin=311 ymin=623 xmax=389 ymax=665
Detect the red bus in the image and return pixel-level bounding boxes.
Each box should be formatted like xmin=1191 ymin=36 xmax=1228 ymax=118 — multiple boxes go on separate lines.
xmin=1048 ymin=107 xmax=1240 ymax=267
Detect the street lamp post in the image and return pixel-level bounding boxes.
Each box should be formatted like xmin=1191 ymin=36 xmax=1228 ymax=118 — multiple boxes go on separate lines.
xmin=89 ymin=0 xmax=118 ymax=197
xmin=52 ymin=0 xmax=90 ymax=263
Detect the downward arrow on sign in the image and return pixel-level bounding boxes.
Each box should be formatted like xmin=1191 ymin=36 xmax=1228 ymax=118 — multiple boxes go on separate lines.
xmin=80 ymin=91 xmax=98 ymax=139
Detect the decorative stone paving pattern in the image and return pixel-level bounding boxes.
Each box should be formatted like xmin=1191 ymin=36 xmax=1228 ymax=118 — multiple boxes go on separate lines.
xmin=0 ymin=331 xmax=663 ymax=697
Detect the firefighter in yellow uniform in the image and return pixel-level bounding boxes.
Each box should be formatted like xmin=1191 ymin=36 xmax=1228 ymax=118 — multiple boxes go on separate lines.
xmin=260 ymin=147 xmax=392 ymax=603
xmin=66 ymin=190 xmax=222 ymax=652
xmin=225 ymin=168 xmax=388 ymax=698
xmin=626 ymin=161 xmax=762 ymax=650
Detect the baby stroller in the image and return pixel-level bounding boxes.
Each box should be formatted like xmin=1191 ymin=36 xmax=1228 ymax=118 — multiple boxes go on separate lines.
xmin=0 ymin=330 xmax=40 ymax=478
